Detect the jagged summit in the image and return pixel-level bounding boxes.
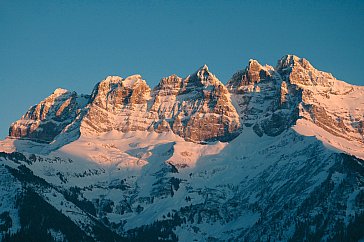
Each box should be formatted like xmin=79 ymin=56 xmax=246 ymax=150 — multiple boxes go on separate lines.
xmin=278 ymin=54 xmax=301 ymax=66
xmin=277 ymin=54 xmax=314 ymax=72
xmin=200 ymin=64 xmax=209 ymax=71
xmin=276 ymin=54 xmax=338 ymax=87
xmin=53 ymin=88 xmax=69 ymax=96
xmin=9 ymin=88 xmax=89 ymax=143
xmin=226 ymin=55 xmax=364 ymax=158
xmin=122 ymin=74 xmax=145 ymax=88
xmin=153 ymin=74 xmax=183 ymax=98
xmin=227 ymin=58 xmax=272 ymax=92
xmin=81 ymin=64 xmax=240 ymax=142
xmin=92 ymin=75 xmax=147 ymax=91
xmin=248 ymin=59 xmax=261 ymax=66
xmin=98 ymin=76 xmax=123 ymax=85
xmin=186 ymin=64 xmax=222 ymax=88
xmin=154 ymin=65 xmax=219 ymax=94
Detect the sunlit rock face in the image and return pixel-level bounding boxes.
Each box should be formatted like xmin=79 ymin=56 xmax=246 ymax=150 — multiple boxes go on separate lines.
xmin=9 ymin=88 xmax=89 ymax=143
xmin=276 ymin=55 xmax=364 ymax=145
xmin=81 ymin=66 xmax=241 ymax=142
xmin=80 ymin=75 xmax=153 ymax=134
xmin=227 ymin=55 xmax=364 ymax=143
xmin=227 ymin=58 xmax=297 ymax=137
xmin=227 ymin=59 xmax=273 ymax=91
xmin=10 ymin=67 xmax=241 ymax=144
xmin=152 ymin=65 xmax=241 ymax=142
xmin=9 ymin=55 xmax=364 ymax=146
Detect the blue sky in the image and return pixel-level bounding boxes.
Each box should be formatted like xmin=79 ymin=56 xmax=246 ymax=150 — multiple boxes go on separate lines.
xmin=0 ymin=0 xmax=363 ymax=139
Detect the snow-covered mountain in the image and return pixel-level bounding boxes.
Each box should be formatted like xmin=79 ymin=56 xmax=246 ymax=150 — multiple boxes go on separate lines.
xmin=1 ymin=55 xmax=363 ymax=241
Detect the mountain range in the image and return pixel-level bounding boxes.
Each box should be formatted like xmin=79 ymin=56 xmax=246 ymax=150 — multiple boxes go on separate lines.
xmin=0 ymin=55 xmax=363 ymax=241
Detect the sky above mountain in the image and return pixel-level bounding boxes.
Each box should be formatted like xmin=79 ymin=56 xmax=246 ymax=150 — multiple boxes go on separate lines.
xmin=0 ymin=0 xmax=363 ymax=139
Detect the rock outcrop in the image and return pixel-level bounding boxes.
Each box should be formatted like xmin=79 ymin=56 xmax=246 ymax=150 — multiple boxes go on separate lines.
xmin=276 ymin=55 xmax=364 ymax=144
xmin=227 ymin=59 xmax=298 ymax=137
xmin=80 ymin=75 xmax=152 ymax=134
xmin=9 ymin=89 xmax=89 ymax=143
xmin=227 ymin=55 xmax=364 ymax=143
xmin=79 ymin=66 xmax=241 ymax=142
xmin=151 ymin=65 xmax=241 ymax=142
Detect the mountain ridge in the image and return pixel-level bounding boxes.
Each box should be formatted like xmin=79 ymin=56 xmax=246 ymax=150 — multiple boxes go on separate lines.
xmin=1 ymin=54 xmax=364 ymax=241
xmin=7 ymin=54 xmax=364 ymax=159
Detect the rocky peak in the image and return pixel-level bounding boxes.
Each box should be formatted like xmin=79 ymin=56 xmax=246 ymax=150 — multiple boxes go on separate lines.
xmin=196 ymin=64 xmax=220 ymax=86
xmin=99 ymin=75 xmax=123 ymax=88
xmin=275 ymin=56 xmax=364 ymax=147
xmin=122 ymin=74 xmax=145 ymax=88
xmin=9 ymin=88 xmax=89 ymax=143
xmin=80 ymin=66 xmax=241 ymax=142
xmin=89 ymin=75 xmax=151 ymax=112
xmin=53 ymin=88 xmax=70 ymax=96
xmin=227 ymin=59 xmax=272 ymax=93
xmin=153 ymin=74 xmax=183 ymax=96
xmin=196 ymin=64 xmax=210 ymax=75
xmin=90 ymin=76 xmax=122 ymax=102
xmin=248 ymin=59 xmax=262 ymax=69
xmin=277 ymin=54 xmax=299 ymax=69
xmin=31 ymin=90 xmax=80 ymax=122
xmin=165 ymin=66 xmax=241 ymax=142
xmin=80 ymin=74 xmax=151 ymax=133
xmin=182 ymin=65 xmax=221 ymax=92
xmin=226 ymin=55 xmax=364 ymax=151
xmin=277 ymin=55 xmax=314 ymax=71
xmin=179 ymin=66 xmax=232 ymax=103
xmin=276 ymin=55 xmax=334 ymax=87
xmin=227 ymin=58 xmax=302 ymax=137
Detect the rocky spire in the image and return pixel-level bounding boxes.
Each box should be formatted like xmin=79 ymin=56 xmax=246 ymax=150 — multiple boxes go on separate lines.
xmin=80 ymin=67 xmax=241 ymax=142
xmin=227 ymin=59 xmax=272 ymax=92
xmin=89 ymin=75 xmax=151 ymax=112
xmin=276 ymin=54 xmax=314 ymax=72
xmin=153 ymin=74 xmax=183 ymax=96
xmin=182 ymin=64 xmax=221 ymax=91
xmin=276 ymin=54 xmax=335 ymax=87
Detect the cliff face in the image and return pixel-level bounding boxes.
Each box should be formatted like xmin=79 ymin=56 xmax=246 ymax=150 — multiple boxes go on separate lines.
xmin=9 ymin=89 xmax=89 ymax=143
xmin=80 ymin=66 xmax=241 ymax=142
xmin=152 ymin=65 xmax=241 ymax=142
xmin=277 ymin=55 xmax=364 ymax=145
xmin=10 ymin=66 xmax=240 ymax=144
xmin=80 ymin=75 xmax=152 ymax=134
xmin=226 ymin=55 xmax=364 ymax=147
xmin=227 ymin=59 xmax=299 ymax=137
